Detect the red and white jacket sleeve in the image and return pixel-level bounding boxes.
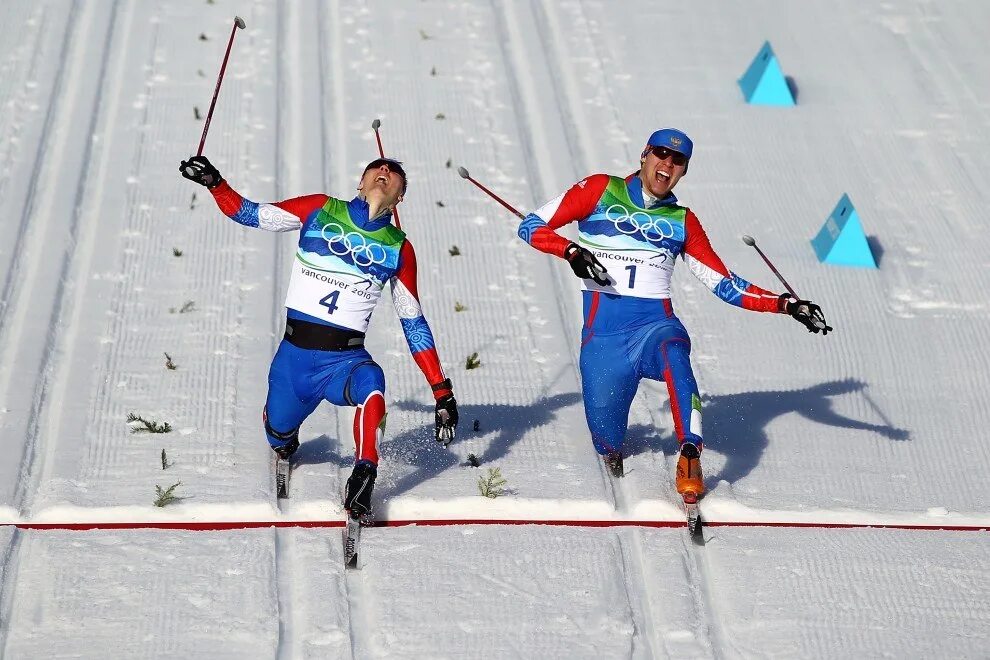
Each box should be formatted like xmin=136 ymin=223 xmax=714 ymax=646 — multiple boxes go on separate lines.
xmin=209 ymin=180 xmax=327 ymax=231
xmin=682 ymin=211 xmax=783 ymax=312
xmin=516 ymin=174 xmax=611 ymax=257
xmin=390 ymin=240 xmax=452 ymax=400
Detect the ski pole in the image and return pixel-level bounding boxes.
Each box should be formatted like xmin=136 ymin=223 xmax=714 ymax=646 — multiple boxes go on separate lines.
xmin=741 ymin=235 xmax=798 ymax=298
xmin=741 ymin=235 xmax=830 ymax=331
xmin=456 ymin=166 xmax=526 ymax=220
xmin=196 ymin=16 xmax=246 ymax=156
xmin=371 ymin=119 xmax=401 ymax=229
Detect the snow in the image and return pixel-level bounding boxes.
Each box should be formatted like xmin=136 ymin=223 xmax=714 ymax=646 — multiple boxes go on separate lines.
xmin=1 ymin=0 xmax=989 ymax=657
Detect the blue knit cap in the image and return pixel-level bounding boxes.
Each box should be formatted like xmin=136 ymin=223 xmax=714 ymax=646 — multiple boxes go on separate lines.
xmin=646 ymin=128 xmax=693 ymax=159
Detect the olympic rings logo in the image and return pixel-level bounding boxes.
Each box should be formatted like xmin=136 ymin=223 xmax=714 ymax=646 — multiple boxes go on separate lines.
xmin=604 ymin=204 xmax=676 ymax=243
xmin=320 ymin=222 xmax=388 ymax=267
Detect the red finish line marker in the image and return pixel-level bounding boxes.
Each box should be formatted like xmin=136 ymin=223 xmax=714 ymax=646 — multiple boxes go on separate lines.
xmin=6 ymin=519 xmax=988 ymax=532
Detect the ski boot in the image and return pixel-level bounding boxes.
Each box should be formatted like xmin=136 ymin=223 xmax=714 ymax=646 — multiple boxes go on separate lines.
xmin=272 ymin=437 xmax=299 ymax=461
xmin=675 ymin=442 xmax=704 ymax=501
xmin=344 ymin=460 xmax=377 ymax=521
xmin=604 ymin=451 xmax=624 ymax=478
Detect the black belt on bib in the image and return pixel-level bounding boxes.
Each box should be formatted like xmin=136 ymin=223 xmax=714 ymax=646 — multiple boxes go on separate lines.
xmin=283 ymin=318 xmax=365 ymax=351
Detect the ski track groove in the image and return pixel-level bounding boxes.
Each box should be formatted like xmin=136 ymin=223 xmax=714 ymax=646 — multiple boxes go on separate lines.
xmin=487 ymin=0 xmax=606 ymax=473
xmin=57 ymin=0 xmax=162 ymax=493
xmin=326 ymin=6 xmax=368 ymax=658
xmin=0 ymin=1 xmax=79 ymax=512
xmin=0 ymin=528 xmax=20 ymax=656
xmin=266 ymin=2 xmax=297 ymax=660
xmin=273 ymin=3 xmax=297 ymax=658
xmin=10 ymin=0 xmax=119 ymax=514
xmin=274 ymin=528 xmax=298 ymax=660
xmin=26 ymin=0 xmax=129 ymax=519
xmin=0 ymin=3 xmax=49 ymax=224
xmin=0 ymin=1 xmax=77 ymax=344
xmin=0 ymin=0 xmax=112 ymax=653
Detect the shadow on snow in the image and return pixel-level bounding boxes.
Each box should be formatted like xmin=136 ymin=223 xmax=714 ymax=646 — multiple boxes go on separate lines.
xmin=295 ymin=379 xmax=906 ymax=497
xmin=625 ymin=378 xmax=908 ymax=489
xmin=379 ymin=393 xmax=582 ymax=498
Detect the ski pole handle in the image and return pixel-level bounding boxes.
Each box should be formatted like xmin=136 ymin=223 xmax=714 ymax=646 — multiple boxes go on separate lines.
xmin=197 ymin=16 xmax=246 ymax=156
xmin=457 ymin=166 xmax=526 ymax=220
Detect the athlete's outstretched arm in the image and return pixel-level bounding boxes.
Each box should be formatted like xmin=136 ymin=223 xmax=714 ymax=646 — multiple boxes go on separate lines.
xmin=516 ymin=174 xmax=611 ymax=257
xmin=209 ymin=180 xmax=327 ymax=232
xmin=180 ymin=155 xmax=325 ymax=231
xmin=390 ymin=240 xmax=452 ymax=399
xmin=682 ymin=211 xmax=783 ymax=313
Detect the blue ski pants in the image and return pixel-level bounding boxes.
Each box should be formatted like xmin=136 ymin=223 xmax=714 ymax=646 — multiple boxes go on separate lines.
xmin=263 ymin=339 xmax=386 ymax=460
xmin=579 ymin=316 xmax=702 ymax=455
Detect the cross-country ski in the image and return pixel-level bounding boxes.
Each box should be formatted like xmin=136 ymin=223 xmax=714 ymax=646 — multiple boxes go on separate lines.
xmin=274 ymin=457 xmax=290 ymax=500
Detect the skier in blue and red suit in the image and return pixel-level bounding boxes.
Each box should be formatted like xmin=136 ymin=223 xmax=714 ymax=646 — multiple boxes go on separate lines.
xmin=517 ymin=129 xmax=830 ymax=500
xmin=179 ymin=154 xmax=458 ymax=519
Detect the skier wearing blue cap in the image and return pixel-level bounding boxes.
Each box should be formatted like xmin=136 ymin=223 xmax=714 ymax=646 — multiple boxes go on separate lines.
xmin=516 ymin=128 xmax=829 ymax=501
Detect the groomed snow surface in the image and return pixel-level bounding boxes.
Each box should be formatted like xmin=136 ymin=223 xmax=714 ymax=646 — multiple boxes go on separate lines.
xmin=1 ymin=0 xmax=988 ymax=657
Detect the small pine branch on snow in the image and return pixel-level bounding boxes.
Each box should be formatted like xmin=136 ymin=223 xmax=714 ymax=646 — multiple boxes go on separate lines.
xmin=154 ymin=481 xmax=182 ymax=507
xmin=478 ymin=467 xmax=507 ymax=498
xmin=164 ymin=352 xmax=177 ymax=370
xmin=465 ymin=352 xmax=481 ymax=370
xmin=435 ymin=112 xmax=446 ymax=120
xmin=194 ymin=106 xmax=202 ymax=120
xmin=448 ymin=245 xmax=460 ymax=256
xmin=189 ymin=191 xmax=197 ymax=210
xmin=419 ymin=29 xmax=431 ymax=40
xmin=127 ymin=413 xmax=172 ymax=434
xmin=161 ymin=448 xmax=170 ymax=470
xmin=431 ymin=67 xmax=438 ymax=77
xmin=467 ymin=453 xmax=480 ymax=467
xmin=454 ymin=301 xmax=467 ymax=312
xmin=436 ymin=200 xmax=445 ymax=208
xmin=173 ymin=247 xmax=183 ymax=257
xmin=170 ymin=300 xmax=195 ymax=314
xmin=198 ymin=33 xmax=208 ymax=41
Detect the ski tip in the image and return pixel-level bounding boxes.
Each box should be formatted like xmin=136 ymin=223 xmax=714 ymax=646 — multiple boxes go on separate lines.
xmin=456 ymin=166 xmax=470 ymax=179
xmin=345 ymin=553 xmax=358 ymax=569
xmin=372 ymin=118 xmax=381 ymax=130
xmin=234 ymin=16 xmax=246 ymax=29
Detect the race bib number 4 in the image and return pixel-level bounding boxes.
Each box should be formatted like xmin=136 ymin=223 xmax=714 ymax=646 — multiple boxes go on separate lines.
xmin=283 ymin=258 xmax=382 ymax=332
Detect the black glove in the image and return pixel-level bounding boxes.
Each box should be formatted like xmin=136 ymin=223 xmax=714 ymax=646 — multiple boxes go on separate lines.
xmin=179 ymin=155 xmax=223 ymax=189
xmin=435 ymin=394 xmax=458 ymax=447
xmin=564 ymin=243 xmax=609 ymax=286
xmin=781 ymin=294 xmax=833 ymax=335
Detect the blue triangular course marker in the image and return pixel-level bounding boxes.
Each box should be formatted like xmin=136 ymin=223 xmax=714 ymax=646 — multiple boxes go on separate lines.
xmin=811 ymin=194 xmax=877 ymax=268
xmin=738 ymin=41 xmax=795 ymax=106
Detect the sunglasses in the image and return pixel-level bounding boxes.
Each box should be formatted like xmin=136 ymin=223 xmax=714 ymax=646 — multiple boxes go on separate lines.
xmin=365 ymin=158 xmax=405 ymax=177
xmin=364 ymin=158 xmax=407 ymax=193
xmin=648 ymin=146 xmax=688 ymax=166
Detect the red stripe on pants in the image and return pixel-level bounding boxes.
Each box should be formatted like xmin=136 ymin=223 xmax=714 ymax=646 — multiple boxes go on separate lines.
xmin=582 ymin=291 xmax=601 ymax=347
xmin=353 ymin=392 xmax=385 ymax=465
